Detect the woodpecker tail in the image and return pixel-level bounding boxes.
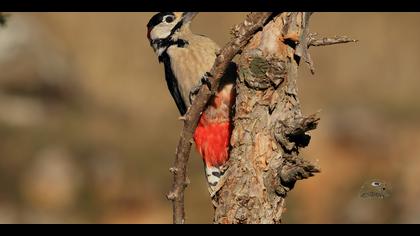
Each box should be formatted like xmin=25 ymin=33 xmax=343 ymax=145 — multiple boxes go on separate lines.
xmin=205 ymin=165 xmax=222 ymax=189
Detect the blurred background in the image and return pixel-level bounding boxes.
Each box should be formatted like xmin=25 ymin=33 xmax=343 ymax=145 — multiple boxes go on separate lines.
xmin=0 ymin=12 xmax=419 ymax=224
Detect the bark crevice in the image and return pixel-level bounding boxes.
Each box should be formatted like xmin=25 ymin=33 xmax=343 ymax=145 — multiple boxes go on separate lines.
xmin=213 ymin=12 xmax=356 ymax=224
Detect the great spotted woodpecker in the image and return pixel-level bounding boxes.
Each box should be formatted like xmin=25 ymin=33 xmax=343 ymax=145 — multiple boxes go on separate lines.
xmin=147 ymin=12 xmax=236 ymax=194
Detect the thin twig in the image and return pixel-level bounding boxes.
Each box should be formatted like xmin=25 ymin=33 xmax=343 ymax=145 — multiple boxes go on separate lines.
xmin=168 ymin=12 xmax=274 ymax=224
xmin=295 ymin=12 xmax=315 ymax=74
xmin=309 ymin=35 xmax=358 ymax=47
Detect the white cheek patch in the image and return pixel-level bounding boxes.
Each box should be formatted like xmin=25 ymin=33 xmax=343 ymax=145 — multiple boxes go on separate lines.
xmin=149 ymin=24 xmax=173 ymax=41
xmin=149 ymin=21 xmax=181 ymax=57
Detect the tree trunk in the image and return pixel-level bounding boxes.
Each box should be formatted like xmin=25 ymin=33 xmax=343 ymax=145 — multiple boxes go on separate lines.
xmin=213 ymin=12 xmax=320 ymax=224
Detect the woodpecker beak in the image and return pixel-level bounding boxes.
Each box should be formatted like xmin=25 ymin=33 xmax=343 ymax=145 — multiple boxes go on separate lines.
xmin=181 ymin=12 xmax=198 ymax=24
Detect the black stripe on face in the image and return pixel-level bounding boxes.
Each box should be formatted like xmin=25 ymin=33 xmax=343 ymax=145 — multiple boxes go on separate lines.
xmin=155 ymin=39 xmax=189 ymax=59
xmin=147 ymin=12 xmax=174 ymax=29
xmin=147 ymin=12 xmax=187 ymax=52
xmin=147 ymin=12 xmax=185 ymax=43
xmin=169 ymin=19 xmax=183 ymax=37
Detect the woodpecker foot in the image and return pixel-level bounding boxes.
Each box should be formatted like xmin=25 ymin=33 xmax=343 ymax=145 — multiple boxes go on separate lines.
xmin=189 ymin=72 xmax=214 ymax=104
xmin=201 ymin=72 xmax=213 ymax=91
xmin=189 ymin=85 xmax=200 ymax=104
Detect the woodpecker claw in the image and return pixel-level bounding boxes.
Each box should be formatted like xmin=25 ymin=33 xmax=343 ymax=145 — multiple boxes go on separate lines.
xmin=189 ymin=85 xmax=201 ymax=104
xmin=202 ymin=72 xmax=213 ymax=90
xmin=189 ymin=72 xmax=214 ymax=104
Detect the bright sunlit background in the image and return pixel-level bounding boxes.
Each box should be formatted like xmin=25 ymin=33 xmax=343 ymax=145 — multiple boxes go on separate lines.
xmin=0 ymin=12 xmax=419 ymax=223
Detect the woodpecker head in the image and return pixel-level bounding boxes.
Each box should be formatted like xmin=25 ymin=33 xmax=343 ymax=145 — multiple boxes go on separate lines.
xmin=147 ymin=12 xmax=198 ymax=56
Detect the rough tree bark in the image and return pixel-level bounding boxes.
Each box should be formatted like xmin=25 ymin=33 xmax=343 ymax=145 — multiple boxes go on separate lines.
xmin=212 ymin=12 xmax=355 ymax=224
xmin=168 ymin=12 xmax=355 ymax=224
xmin=169 ymin=13 xmax=274 ymax=224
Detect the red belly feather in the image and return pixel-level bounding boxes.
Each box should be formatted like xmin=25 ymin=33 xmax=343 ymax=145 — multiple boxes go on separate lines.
xmin=194 ymin=114 xmax=231 ymax=167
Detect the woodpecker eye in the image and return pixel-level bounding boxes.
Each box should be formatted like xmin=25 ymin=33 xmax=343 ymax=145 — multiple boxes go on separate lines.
xmin=164 ymin=15 xmax=174 ymax=23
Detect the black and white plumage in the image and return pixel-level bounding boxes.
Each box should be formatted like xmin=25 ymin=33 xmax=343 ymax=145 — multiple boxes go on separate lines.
xmin=147 ymin=12 xmax=237 ymax=195
xmin=147 ymin=12 xmax=220 ymax=115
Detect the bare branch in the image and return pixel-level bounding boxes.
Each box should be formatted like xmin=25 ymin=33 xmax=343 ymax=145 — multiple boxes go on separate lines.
xmin=170 ymin=12 xmax=275 ymax=224
xmin=296 ymin=12 xmax=316 ymax=74
xmin=309 ymin=35 xmax=358 ymax=47
xmin=296 ymin=25 xmax=357 ymax=74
